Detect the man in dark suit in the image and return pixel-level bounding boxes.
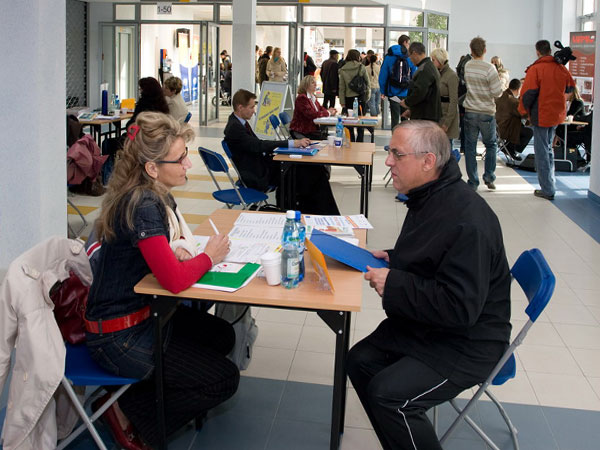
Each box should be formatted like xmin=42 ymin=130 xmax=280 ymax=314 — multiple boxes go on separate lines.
xmin=224 ymin=89 xmax=310 ymax=192
xmin=224 ymin=89 xmax=339 ymax=214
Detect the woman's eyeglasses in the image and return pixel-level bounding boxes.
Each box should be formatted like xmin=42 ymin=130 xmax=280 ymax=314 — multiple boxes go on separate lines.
xmin=157 ymin=148 xmax=189 ymax=165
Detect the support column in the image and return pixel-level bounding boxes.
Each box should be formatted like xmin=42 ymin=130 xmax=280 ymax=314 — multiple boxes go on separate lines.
xmin=344 ymin=7 xmax=356 ymax=55
xmin=232 ymin=0 xmax=256 ymax=94
xmin=0 ymin=1 xmax=66 ymax=278
xmin=366 ymin=28 xmax=373 ymax=51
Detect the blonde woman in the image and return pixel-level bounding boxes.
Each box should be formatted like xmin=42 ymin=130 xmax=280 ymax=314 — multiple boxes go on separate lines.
xmin=163 ymin=76 xmax=188 ymax=123
xmin=85 ymin=112 xmax=238 ymax=449
xmin=289 ymin=75 xmax=336 ymax=139
xmin=431 ymin=48 xmax=459 ymax=145
xmin=266 ymin=47 xmax=288 ymax=82
xmin=491 ymin=56 xmax=510 ymax=91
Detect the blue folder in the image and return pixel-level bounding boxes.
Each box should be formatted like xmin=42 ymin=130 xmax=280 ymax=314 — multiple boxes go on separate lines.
xmin=273 ymin=146 xmax=319 ymax=156
xmin=309 ymin=229 xmax=389 ymax=272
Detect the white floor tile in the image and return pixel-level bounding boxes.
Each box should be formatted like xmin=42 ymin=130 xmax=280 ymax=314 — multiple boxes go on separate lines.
xmin=486 ymin=373 xmax=539 ymax=405
xmin=555 ymin=323 xmax=600 ymax=349
xmin=570 ymin=348 xmax=600 ymax=377
xmin=510 ymin=320 xmax=565 ymax=347
xmin=573 ymin=289 xmax=600 ymax=307
xmin=527 ymin=372 xmax=600 ymax=411
xmin=297 ymin=325 xmax=336 ymax=353
xmin=354 ymin=309 xmax=387 ymax=331
xmin=340 ymin=428 xmax=382 ymax=450
xmin=243 ymin=346 xmax=294 ymax=381
xmin=304 ymin=311 xmax=329 ymax=328
xmin=255 ymin=308 xmax=307 ymax=325
xmin=516 ymin=345 xmax=583 ymax=375
xmin=344 ymin=388 xmax=373 ymax=429
xmin=288 ymin=350 xmax=335 ymax=385
xmin=544 ymin=303 xmax=599 ymax=325
xmin=254 ymin=320 xmax=302 ymax=350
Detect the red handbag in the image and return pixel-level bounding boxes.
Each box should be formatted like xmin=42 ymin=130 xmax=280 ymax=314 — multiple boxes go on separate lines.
xmin=50 ymin=271 xmax=89 ymax=344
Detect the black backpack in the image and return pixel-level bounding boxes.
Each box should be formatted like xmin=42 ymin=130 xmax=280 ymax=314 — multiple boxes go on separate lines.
xmin=387 ymin=48 xmax=411 ymax=90
xmin=456 ymin=54 xmax=472 ymax=97
xmin=348 ymin=66 xmax=368 ymax=99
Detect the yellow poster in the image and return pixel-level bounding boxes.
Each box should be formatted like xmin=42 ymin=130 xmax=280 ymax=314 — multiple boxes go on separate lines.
xmin=255 ymin=90 xmax=283 ymax=137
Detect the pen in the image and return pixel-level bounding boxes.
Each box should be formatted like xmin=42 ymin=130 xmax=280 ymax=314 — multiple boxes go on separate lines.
xmin=208 ymin=218 xmax=220 ymax=235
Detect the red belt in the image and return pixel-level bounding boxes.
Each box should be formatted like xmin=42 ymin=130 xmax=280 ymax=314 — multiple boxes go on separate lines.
xmin=85 ymin=306 xmax=151 ymax=334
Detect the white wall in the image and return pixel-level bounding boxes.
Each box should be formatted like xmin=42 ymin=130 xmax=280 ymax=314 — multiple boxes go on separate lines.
xmin=0 ymin=1 xmax=67 ymax=277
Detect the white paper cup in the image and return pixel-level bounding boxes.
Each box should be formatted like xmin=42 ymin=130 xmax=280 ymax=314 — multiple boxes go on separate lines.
xmin=261 ymin=252 xmax=282 ymax=286
xmin=566 ymin=115 xmax=574 ymax=123
xmin=334 ymin=137 xmax=343 ymax=147
xmin=347 ymin=109 xmax=354 ymax=117
xmin=327 ymin=136 xmax=335 ymax=146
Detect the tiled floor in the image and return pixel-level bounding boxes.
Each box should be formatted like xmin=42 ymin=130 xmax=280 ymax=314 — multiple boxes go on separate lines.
xmin=18 ymin=111 xmax=600 ymax=449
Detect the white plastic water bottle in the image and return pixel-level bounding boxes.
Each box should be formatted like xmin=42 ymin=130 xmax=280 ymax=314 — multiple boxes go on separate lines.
xmin=353 ymin=97 xmax=359 ymax=116
xmin=335 ymin=116 xmax=343 ymax=138
xmin=281 ymin=210 xmax=300 ymax=289
xmin=295 ymin=211 xmax=306 ymax=282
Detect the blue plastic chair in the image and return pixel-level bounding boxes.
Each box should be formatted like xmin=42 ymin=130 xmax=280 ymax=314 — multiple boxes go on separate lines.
xmin=198 ymin=147 xmax=268 ymax=209
xmin=435 ymin=248 xmax=556 ymax=450
xmin=56 ymin=343 xmax=140 ymax=450
xmin=278 ymin=111 xmax=292 ymax=138
xmin=268 ymin=114 xmax=285 ymax=140
xmin=184 ymin=112 xmax=192 ymax=123
xmin=221 ymin=140 xmax=276 ymax=195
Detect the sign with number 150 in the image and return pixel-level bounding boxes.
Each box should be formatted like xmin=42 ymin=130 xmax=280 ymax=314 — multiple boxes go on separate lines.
xmin=157 ymin=3 xmax=172 ymax=15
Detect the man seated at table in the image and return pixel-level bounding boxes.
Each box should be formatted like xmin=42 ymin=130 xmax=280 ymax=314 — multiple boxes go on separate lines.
xmin=224 ymin=89 xmax=339 ymax=214
xmin=495 ymin=78 xmax=533 ymax=160
xmin=347 ymin=120 xmax=511 ymax=450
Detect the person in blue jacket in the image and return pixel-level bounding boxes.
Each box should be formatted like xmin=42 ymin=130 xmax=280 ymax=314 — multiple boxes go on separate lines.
xmin=379 ymin=35 xmax=417 ymax=130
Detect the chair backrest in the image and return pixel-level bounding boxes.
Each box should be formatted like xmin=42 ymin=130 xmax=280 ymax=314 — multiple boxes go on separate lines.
xmin=269 ymin=114 xmax=284 ymax=139
xmin=221 ymin=140 xmax=248 ymax=188
xmin=279 ymin=111 xmax=291 ymax=125
xmin=511 ymin=248 xmax=556 ymax=322
xmin=184 ymin=112 xmax=192 ymax=123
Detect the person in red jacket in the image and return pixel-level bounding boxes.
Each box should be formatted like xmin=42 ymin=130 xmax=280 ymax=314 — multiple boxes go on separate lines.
xmin=289 ymin=75 xmax=337 ymax=140
xmin=519 ymin=40 xmax=575 ymax=200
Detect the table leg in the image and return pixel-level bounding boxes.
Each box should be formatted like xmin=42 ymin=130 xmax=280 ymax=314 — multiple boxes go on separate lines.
xmin=93 ymin=124 xmax=102 ymax=147
xmin=364 ymin=165 xmax=369 ymax=218
xmin=318 ymin=310 xmax=351 ymax=450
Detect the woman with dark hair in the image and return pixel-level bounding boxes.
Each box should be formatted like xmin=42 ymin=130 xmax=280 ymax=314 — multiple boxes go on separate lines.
xmin=366 ymin=54 xmax=381 ymax=116
xmin=338 ymin=49 xmax=371 ymax=141
xmin=126 ymin=77 xmax=170 ymax=129
xmin=86 ymin=111 xmax=239 ymax=449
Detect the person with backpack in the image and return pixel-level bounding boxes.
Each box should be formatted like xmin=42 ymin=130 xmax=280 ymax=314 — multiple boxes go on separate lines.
xmin=379 ymin=35 xmax=417 ymax=130
xmin=338 ymin=49 xmax=371 ymax=142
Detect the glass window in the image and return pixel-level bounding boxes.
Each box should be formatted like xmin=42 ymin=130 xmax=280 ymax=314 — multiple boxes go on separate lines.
xmin=427 ymin=13 xmax=448 ymax=31
xmin=390 ymin=8 xmax=423 ymax=27
xmin=583 ymin=20 xmax=595 ymax=30
xmin=140 ymin=5 xmax=214 ymax=21
xmin=219 ymin=5 xmax=232 ymax=21
xmin=389 ymin=30 xmax=424 ymax=47
xmin=256 ymin=5 xmax=296 ymax=22
xmin=583 ymin=0 xmax=595 ymax=15
xmin=115 ymin=5 xmax=135 ymax=21
xmin=303 ymin=6 xmax=384 ymax=24
xmin=428 ymin=33 xmax=448 ymax=53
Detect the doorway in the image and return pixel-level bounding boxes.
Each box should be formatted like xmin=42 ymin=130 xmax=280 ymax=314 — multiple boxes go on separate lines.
xmin=101 ymin=23 xmax=138 ymax=104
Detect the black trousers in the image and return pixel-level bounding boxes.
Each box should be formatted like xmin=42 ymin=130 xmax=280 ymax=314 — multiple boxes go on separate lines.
xmin=343 ymin=96 xmax=366 ymax=142
xmin=120 ymin=308 xmax=240 ymax=445
xmin=322 ymin=93 xmax=336 ymax=109
xmin=347 ymin=336 xmax=463 ymax=450
xmin=507 ymin=125 xmax=534 ymax=155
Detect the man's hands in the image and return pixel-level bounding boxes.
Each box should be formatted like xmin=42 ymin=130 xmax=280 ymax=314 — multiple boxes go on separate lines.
xmin=401 ymin=109 xmax=411 ymax=118
xmin=203 ymin=234 xmax=230 ymax=265
xmin=328 ymin=107 xmax=338 ymax=116
xmin=294 ymin=137 xmax=311 ymax=148
xmin=370 ymin=249 xmax=390 ymax=262
xmin=364 ymin=267 xmax=390 ymax=297
xmin=399 ymin=99 xmax=408 ymax=108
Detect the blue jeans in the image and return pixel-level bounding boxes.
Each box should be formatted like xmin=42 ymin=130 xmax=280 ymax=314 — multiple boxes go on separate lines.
xmin=463 ymin=112 xmax=497 ymax=188
xmin=532 ymin=126 xmax=557 ymax=196
xmin=368 ymin=88 xmax=380 ymax=116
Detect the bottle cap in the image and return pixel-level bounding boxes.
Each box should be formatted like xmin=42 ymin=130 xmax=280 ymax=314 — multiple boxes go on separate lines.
xmin=295 ymin=211 xmax=301 ymax=220
xmin=286 ymin=210 xmax=295 ymax=219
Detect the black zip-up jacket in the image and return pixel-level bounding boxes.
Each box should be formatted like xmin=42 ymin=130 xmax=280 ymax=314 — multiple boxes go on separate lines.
xmin=404 ymin=57 xmax=442 ymax=122
xmin=380 ymin=157 xmax=511 ymax=386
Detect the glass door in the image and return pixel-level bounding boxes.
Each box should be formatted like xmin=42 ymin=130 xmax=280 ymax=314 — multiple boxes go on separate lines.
xmin=198 ymin=22 xmax=220 ymax=125
xmin=101 ymin=24 xmax=138 ymax=104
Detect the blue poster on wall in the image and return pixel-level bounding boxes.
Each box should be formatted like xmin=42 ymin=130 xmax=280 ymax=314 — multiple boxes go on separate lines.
xmin=191 ymin=65 xmax=199 ymax=102
xmin=180 ymin=65 xmax=190 ymax=102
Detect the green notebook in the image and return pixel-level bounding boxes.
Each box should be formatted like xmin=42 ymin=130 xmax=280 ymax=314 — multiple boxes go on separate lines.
xmin=194 ymin=263 xmax=261 ymax=292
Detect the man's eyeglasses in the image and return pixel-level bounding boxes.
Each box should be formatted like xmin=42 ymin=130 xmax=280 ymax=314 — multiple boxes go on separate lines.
xmin=384 ymin=145 xmax=426 ymax=161
xmin=157 ymin=147 xmax=189 ymax=165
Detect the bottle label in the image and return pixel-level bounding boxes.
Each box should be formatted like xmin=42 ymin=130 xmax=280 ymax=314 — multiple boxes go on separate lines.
xmin=287 ymin=258 xmax=299 ymax=277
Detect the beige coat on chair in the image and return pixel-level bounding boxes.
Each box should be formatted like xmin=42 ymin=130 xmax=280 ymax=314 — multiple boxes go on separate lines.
xmin=0 ymin=237 xmax=93 ymax=450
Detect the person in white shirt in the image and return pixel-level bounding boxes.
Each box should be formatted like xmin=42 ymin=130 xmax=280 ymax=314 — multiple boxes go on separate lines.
xmin=463 ymin=36 xmax=503 ymax=191
xmin=163 ymin=77 xmax=189 ymax=123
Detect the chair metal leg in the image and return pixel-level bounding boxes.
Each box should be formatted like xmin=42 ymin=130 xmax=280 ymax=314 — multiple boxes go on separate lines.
xmin=67 ymin=198 xmax=88 ymax=238
xmin=484 ymin=389 xmax=519 ymax=450
xmin=447 ymin=399 xmax=502 ymax=450
xmin=383 ymin=168 xmax=392 ymax=188
xmin=432 ymin=405 xmax=439 ymax=434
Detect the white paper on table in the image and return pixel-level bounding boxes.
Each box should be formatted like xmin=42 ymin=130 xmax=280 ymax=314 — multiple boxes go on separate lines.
xmin=195 ymin=234 xmax=279 ymax=264
xmin=234 ymin=212 xmax=287 ymax=228
xmin=303 ymin=214 xmax=373 ymax=230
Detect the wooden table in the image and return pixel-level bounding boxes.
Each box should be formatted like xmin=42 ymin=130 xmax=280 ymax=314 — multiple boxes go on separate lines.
xmin=556 ymin=120 xmax=588 ymax=171
xmin=134 ymin=209 xmax=365 ymax=450
xmin=79 ymin=113 xmax=133 ymax=147
xmin=274 ymin=142 xmax=376 ymax=217
xmin=314 ymin=117 xmax=380 ymax=143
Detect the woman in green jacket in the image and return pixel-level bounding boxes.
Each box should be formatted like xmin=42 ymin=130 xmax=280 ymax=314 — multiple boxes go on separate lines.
xmin=338 ymin=49 xmax=371 ymax=141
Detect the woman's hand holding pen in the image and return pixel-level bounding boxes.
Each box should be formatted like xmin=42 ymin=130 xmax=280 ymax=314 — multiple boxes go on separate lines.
xmin=204 ymin=234 xmax=230 ymax=265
